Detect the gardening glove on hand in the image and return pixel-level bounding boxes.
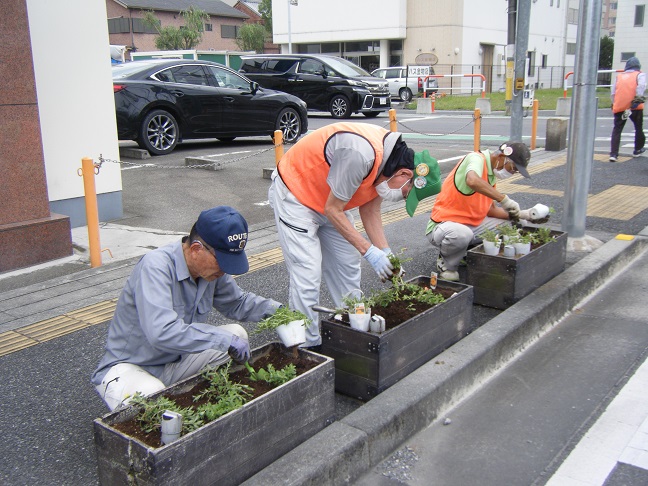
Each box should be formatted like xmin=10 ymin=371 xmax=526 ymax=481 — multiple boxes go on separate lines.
xmin=228 ymin=334 xmax=250 ymax=364
xmin=500 ymin=195 xmax=521 ymax=219
xmin=364 ymin=245 xmax=394 ymax=280
xmin=382 ymin=247 xmax=405 ymax=277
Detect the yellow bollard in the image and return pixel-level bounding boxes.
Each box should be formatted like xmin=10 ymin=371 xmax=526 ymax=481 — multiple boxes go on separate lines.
xmin=431 ymin=92 xmax=436 ymax=113
xmin=389 ymin=109 xmax=397 ymax=132
xmin=531 ymin=99 xmax=539 ymax=150
xmin=473 ymin=108 xmax=481 ymax=152
xmin=274 ymin=130 xmax=284 ymax=166
xmin=80 ymin=157 xmax=102 ymax=268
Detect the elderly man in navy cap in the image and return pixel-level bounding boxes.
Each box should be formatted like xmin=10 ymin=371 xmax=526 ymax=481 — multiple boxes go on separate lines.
xmin=92 ymin=206 xmax=282 ymax=411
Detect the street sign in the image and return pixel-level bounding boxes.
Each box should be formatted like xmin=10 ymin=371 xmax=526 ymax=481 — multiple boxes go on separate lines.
xmin=408 ymin=65 xmax=430 ymax=77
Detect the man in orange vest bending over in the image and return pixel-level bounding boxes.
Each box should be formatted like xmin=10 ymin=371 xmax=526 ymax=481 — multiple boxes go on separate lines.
xmin=610 ymin=56 xmax=646 ymax=162
xmin=427 ymin=142 xmax=545 ymax=282
xmin=268 ymin=122 xmax=441 ymax=349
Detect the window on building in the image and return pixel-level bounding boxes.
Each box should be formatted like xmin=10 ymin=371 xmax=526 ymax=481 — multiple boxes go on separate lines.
xmin=610 ymin=2 xmax=617 ymax=9
xmin=131 ymin=18 xmax=157 ymax=34
xmin=108 ymin=18 xmax=130 ymax=34
xmin=621 ymin=52 xmax=636 ymax=62
xmin=205 ymin=23 xmax=213 ymax=31
xmin=221 ymin=25 xmax=239 ymax=38
xmin=635 ymin=5 xmax=645 ymax=26
xmin=542 ymin=54 xmax=548 ymax=68
xmin=566 ymin=43 xmax=577 ymax=55
xmin=321 ymin=43 xmax=341 ymax=54
xmin=297 ymin=44 xmax=321 ymax=54
xmin=568 ymin=8 xmax=579 ymax=23
xmin=527 ymin=51 xmax=536 ymax=77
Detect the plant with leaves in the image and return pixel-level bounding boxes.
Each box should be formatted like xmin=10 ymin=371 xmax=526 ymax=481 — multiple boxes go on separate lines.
xmin=479 ymin=228 xmax=502 ymax=243
xmin=236 ymin=22 xmax=266 ymax=52
xmin=531 ymin=227 xmax=555 ymax=245
xmin=340 ymin=290 xmax=374 ymax=313
xmin=129 ymin=393 xmax=201 ymax=434
xmin=245 ymin=361 xmax=297 ymax=387
xmin=496 ymin=224 xmax=519 ymax=239
xmin=258 ymin=0 xmax=273 ymax=34
xmin=142 ymin=7 xmax=210 ymax=50
xmin=254 ymin=307 xmax=310 ymax=333
xmin=387 ymin=247 xmax=412 ymax=285
xmin=194 ymin=362 xmax=253 ymax=403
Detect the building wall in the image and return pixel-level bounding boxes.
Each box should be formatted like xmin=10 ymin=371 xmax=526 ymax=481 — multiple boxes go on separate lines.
xmin=27 ymin=0 xmax=122 ymax=227
xmin=106 ymin=1 xmax=247 ymax=56
xmin=612 ymin=0 xmax=648 ymax=70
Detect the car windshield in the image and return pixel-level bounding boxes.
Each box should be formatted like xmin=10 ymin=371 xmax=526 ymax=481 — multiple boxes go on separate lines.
xmin=322 ymin=57 xmax=371 ymax=77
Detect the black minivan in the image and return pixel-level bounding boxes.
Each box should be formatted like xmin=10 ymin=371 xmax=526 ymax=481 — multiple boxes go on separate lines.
xmin=239 ymin=54 xmax=391 ymax=118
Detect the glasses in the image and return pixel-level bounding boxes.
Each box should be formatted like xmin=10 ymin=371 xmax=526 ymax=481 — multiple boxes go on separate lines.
xmin=192 ymin=240 xmax=219 ymax=264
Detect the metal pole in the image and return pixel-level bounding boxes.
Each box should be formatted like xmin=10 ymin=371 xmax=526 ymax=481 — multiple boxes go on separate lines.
xmin=80 ymin=157 xmax=102 ymax=268
xmin=562 ymin=0 xmax=603 ymax=237
xmin=510 ymin=0 xmax=530 ymax=141
xmin=505 ymin=0 xmax=516 ymax=115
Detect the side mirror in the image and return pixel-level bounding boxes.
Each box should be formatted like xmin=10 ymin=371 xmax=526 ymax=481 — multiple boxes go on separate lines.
xmin=250 ymin=81 xmax=259 ymax=93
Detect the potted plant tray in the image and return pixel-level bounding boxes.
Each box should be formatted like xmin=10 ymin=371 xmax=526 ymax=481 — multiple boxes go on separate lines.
xmin=466 ymin=229 xmax=568 ymax=309
xmin=93 ymin=343 xmax=335 ymax=486
xmin=320 ymin=277 xmax=474 ymax=401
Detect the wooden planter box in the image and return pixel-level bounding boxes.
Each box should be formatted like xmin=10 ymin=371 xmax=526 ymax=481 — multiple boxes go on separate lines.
xmin=466 ymin=229 xmax=568 ymax=309
xmin=94 ymin=343 xmax=335 ymax=486
xmin=320 ymin=278 xmax=474 ymax=400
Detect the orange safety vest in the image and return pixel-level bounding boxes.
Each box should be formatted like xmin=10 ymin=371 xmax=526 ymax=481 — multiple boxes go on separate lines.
xmin=613 ymin=71 xmax=644 ymax=113
xmin=277 ymin=123 xmax=389 ymax=213
xmin=431 ymin=153 xmax=494 ymax=226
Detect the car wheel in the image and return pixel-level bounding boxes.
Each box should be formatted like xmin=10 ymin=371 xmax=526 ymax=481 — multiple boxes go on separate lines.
xmin=276 ymin=107 xmax=302 ymax=143
xmin=399 ymin=87 xmax=413 ymax=103
xmin=217 ymin=137 xmax=236 ymax=143
xmin=330 ymin=95 xmax=351 ymax=119
xmin=138 ymin=109 xmax=179 ymax=155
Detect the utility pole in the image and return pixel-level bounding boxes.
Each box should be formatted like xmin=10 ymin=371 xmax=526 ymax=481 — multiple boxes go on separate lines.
xmin=505 ymin=0 xmax=516 ymax=116
xmin=562 ymin=0 xmax=603 ymax=237
xmin=510 ymin=0 xmax=531 ymax=141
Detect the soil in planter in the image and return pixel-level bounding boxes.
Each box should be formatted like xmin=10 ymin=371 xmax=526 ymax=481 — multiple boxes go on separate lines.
xmin=338 ymin=284 xmax=457 ymax=331
xmin=110 ymin=347 xmax=319 ymax=448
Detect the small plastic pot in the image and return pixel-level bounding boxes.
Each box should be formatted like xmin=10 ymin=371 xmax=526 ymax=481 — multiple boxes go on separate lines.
xmin=483 ymin=240 xmax=500 ymax=256
xmin=529 ymin=204 xmax=550 ymax=219
xmin=161 ymin=410 xmax=183 ymax=445
xmin=514 ymin=242 xmax=531 ymax=255
xmin=348 ymin=310 xmax=372 ymax=332
xmin=369 ymin=315 xmax=386 ymax=333
xmin=275 ymin=319 xmax=306 ymax=347
xmin=503 ymin=245 xmax=515 ymax=257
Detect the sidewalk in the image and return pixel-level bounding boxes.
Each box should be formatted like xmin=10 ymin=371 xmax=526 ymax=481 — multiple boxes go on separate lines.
xmin=1 ymin=147 xmax=648 ymax=485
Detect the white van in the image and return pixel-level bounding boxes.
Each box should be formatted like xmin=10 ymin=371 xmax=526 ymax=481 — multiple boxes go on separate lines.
xmin=371 ymin=66 xmax=438 ymax=102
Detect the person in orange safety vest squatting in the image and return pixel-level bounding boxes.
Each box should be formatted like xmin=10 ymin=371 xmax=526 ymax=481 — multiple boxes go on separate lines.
xmin=425 ymin=142 xmax=548 ymax=282
xmin=268 ymin=122 xmax=442 ymax=350
xmin=609 ymin=56 xmax=646 ymax=162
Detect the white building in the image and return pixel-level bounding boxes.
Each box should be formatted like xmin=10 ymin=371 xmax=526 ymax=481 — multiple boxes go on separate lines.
xmin=272 ymin=0 xmax=578 ymax=93
xmin=611 ymin=0 xmax=648 ymax=70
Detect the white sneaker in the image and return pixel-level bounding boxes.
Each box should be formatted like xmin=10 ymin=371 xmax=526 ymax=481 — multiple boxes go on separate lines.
xmin=609 ymin=156 xmax=618 ymax=162
xmin=439 ymin=270 xmax=460 ymax=282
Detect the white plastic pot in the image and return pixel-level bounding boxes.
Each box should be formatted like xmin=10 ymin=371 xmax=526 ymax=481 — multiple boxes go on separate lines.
xmin=275 ymin=319 xmax=306 ymax=347
xmin=514 ymin=242 xmax=531 ymax=255
xmin=529 ymin=204 xmax=550 ymax=220
xmin=503 ymin=245 xmax=515 ymax=257
xmin=348 ymin=310 xmax=372 ymax=332
xmin=161 ymin=410 xmax=183 ymax=445
xmin=483 ymin=240 xmax=500 ymax=256
xmin=369 ymin=315 xmax=386 ymax=333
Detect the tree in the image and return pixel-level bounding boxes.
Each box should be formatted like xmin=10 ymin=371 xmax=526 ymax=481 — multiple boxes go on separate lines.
xmin=143 ymin=7 xmax=210 ymax=50
xmin=236 ymin=23 xmax=266 ymax=53
xmin=599 ymin=35 xmax=614 ymax=69
xmin=258 ymin=0 xmax=272 ymax=35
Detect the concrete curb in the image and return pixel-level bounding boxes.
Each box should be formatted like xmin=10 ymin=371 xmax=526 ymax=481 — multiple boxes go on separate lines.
xmin=243 ymin=235 xmax=648 ymax=485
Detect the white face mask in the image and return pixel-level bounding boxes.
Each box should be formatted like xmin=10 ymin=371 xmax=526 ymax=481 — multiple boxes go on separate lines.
xmin=493 ymin=158 xmax=514 ymax=180
xmin=376 ymin=175 xmax=409 ymax=202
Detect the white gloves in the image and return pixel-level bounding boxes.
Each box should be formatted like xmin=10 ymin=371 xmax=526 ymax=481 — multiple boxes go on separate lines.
xmin=500 ymin=195 xmax=521 ymax=219
xmin=364 ymin=245 xmax=394 ymax=280
xmin=519 ymin=209 xmax=531 ymax=220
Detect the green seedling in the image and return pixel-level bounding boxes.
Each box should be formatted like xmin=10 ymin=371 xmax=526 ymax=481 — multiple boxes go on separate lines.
xmin=254 ymin=307 xmax=311 ymax=334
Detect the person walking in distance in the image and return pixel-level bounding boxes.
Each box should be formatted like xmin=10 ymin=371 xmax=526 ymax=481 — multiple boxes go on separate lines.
xmin=610 ymin=57 xmax=646 ymax=162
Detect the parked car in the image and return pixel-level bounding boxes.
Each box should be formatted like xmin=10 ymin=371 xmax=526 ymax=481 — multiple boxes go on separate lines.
xmin=239 ymin=54 xmax=391 ymax=118
xmin=112 ymin=59 xmax=309 ymax=155
xmin=371 ymin=66 xmax=438 ymax=102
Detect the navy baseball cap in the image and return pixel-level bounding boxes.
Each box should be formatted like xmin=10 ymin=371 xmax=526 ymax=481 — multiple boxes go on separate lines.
xmin=196 ymin=206 xmax=249 ymax=275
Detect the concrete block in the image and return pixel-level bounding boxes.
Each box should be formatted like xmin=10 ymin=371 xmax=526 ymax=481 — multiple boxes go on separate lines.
xmin=262 ymin=167 xmax=274 ymax=179
xmin=416 ymin=97 xmax=433 ymax=114
xmin=556 ymin=97 xmax=571 ymax=116
xmin=475 ymin=98 xmax=491 ymax=115
xmin=545 ymin=118 xmax=569 ymax=151
xmin=118 ymin=147 xmax=150 ymax=160
xmin=185 ymin=156 xmax=223 ymax=170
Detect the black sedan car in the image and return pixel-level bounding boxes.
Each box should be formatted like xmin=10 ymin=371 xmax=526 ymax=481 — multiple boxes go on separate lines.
xmin=112 ymin=59 xmax=309 ymax=155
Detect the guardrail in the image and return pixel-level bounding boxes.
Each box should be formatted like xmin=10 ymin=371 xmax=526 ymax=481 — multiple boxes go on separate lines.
xmin=423 ymin=74 xmax=487 ymax=99
xmin=562 ymin=69 xmax=623 ymax=97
